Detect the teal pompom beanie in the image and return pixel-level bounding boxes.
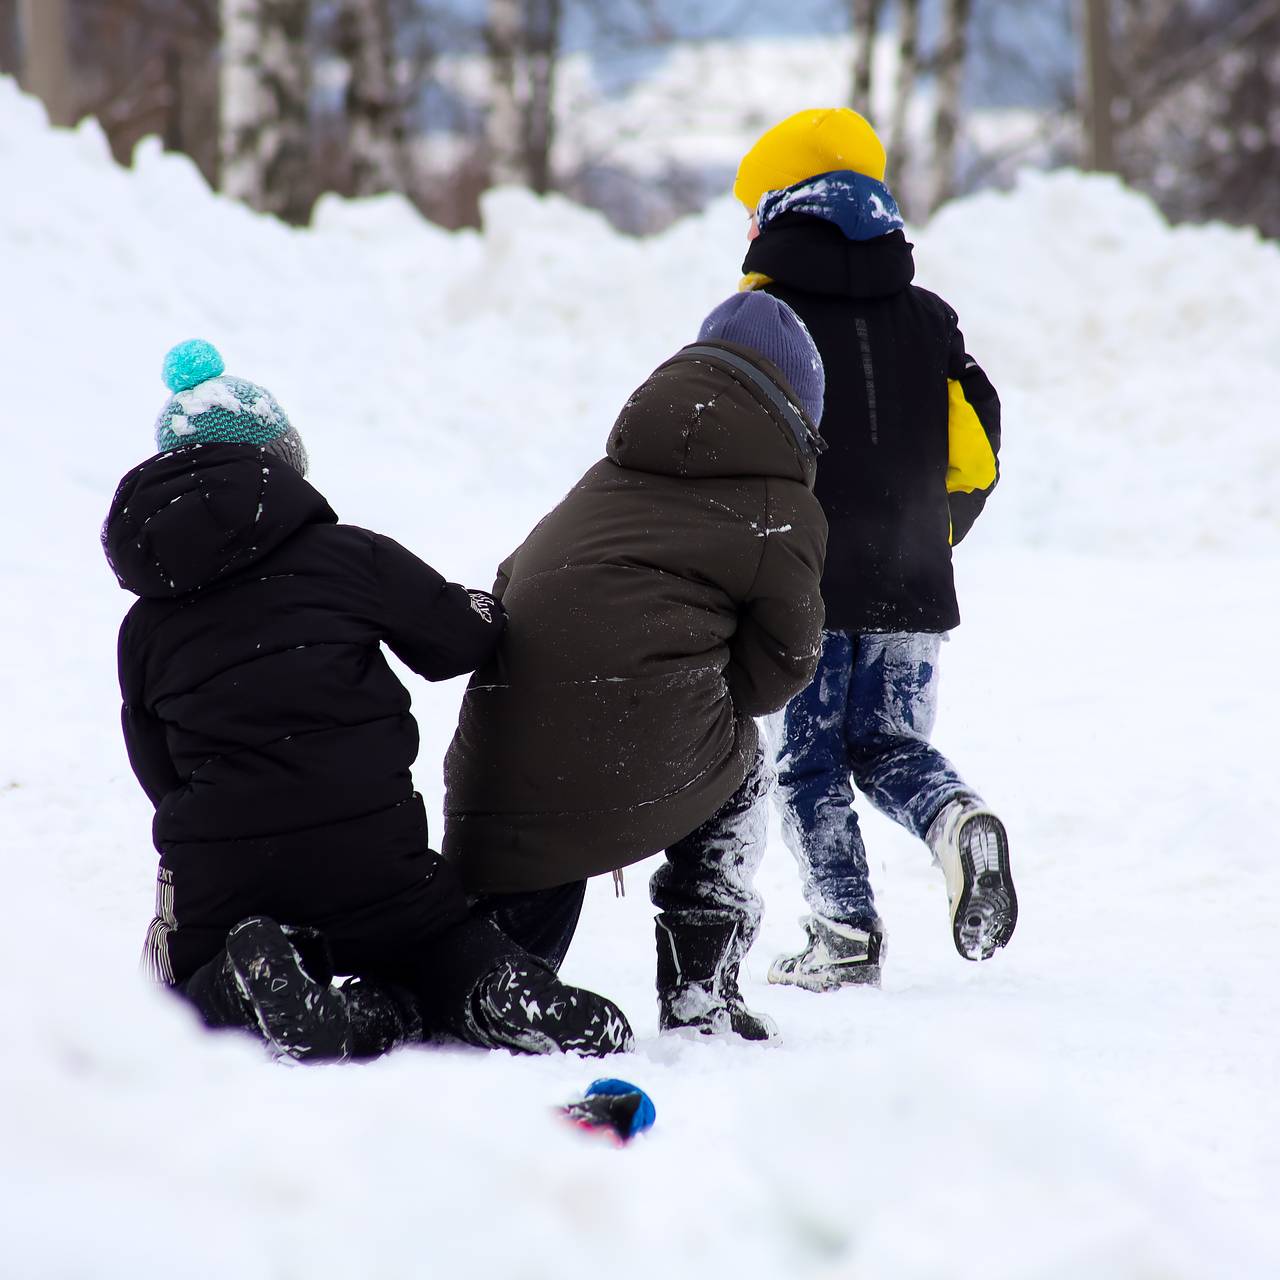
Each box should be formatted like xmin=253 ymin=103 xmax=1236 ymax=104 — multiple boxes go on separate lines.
xmin=153 ymin=340 xmax=308 ymax=475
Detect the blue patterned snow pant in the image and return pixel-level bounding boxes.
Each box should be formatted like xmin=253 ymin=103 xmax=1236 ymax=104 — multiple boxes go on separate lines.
xmin=772 ymin=630 xmax=978 ymax=927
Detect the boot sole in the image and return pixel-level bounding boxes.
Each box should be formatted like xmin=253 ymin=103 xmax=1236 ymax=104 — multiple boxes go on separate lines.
xmin=952 ymin=815 xmax=1018 ymax=961
xmin=225 ymin=918 xmax=350 ymax=1062
xmin=767 ymin=957 xmax=881 ymax=991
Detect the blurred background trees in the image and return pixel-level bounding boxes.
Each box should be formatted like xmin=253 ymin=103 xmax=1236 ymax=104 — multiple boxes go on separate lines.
xmin=2 ymin=0 xmax=1276 ymax=237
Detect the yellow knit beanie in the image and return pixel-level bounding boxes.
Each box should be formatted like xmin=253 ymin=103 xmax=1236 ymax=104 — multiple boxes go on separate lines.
xmin=734 ymin=108 xmax=887 ymax=211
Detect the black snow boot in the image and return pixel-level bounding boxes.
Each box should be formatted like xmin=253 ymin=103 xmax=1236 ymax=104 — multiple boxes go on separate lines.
xmin=180 ymin=916 xmax=352 ymax=1063
xmin=341 ymin=979 xmax=424 ymax=1059
xmin=655 ymin=911 xmax=779 ymax=1043
xmin=464 ymin=959 xmax=634 ymax=1057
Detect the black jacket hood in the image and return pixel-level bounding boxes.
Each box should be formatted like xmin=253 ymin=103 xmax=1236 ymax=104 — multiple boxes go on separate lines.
xmin=606 ymin=339 xmax=818 ymax=489
xmin=744 ymin=216 xmax=916 ymax=300
xmin=103 ymin=443 xmax=337 ymax=599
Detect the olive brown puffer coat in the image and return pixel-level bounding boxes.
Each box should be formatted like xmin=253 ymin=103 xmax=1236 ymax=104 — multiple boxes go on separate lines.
xmin=442 ymin=339 xmax=828 ymax=893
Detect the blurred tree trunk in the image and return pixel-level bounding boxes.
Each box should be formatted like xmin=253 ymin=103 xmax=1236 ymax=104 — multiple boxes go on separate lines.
xmin=485 ymin=0 xmax=561 ymax=193
xmin=521 ymin=0 xmax=559 ymax=194
xmin=18 ymin=0 xmax=76 ymax=126
xmin=486 ymin=0 xmax=522 ymax=186
xmin=886 ymin=0 xmax=919 ymax=200
xmin=1083 ymin=0 xmax=1115 ymax=170
xmin=160 ymin=37 xmax=217 ymax=171
xmin=930 ymin=0 xmax=971 ymax=211
xmin=849 ymin=0 xmax=883 ymax=116
xmin=69 ymin=1 xmax=219 ymax=185
xmin=220 ymin=0 xmax=313 ymax=223
xmin=337 ymin=0 xmax=407 ymax=195
xmin=0 ymin=0 xmax=20 ymax=77
xmin=1108 ymin=0 xmax=1280 ymax=237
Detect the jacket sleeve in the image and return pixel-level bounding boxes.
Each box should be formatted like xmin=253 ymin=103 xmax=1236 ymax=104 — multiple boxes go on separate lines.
xmin=118 ymin=619 xmax=181 ymax=807
xmin=372 ymin=533 xmax=506 ymax=680
xmin=492 ymin=552 xmax=516 ymax=602
xmin=726 ymin=485 xmax=828 ymax=717
xmin=945 ymin=316 xmax=1001 ymax=545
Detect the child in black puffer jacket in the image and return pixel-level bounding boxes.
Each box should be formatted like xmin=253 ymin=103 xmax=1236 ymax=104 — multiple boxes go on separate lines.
xmin=103 ymin=340 xmax=632 ymax=1062
xmin=732 ymin=110 xmax=1018 ymax=988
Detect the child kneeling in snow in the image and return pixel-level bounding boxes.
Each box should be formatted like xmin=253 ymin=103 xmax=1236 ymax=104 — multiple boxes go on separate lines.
xmin=103 ymin=341 xmax=632 ymax=1062
xmin=443 ymin=293 xmax=828 ymax=1042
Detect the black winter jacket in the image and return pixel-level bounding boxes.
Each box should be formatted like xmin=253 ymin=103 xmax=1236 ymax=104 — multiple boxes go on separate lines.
xmin=443 ymin=340 xmax=827 ymax=893
xmin=103 ymin=444 xmax=503 ymax=982
xmin=744 ymin=217 xmax=1001 ymax=633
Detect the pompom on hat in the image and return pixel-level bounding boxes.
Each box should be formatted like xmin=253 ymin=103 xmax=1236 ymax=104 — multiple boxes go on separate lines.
xmin=697 ymin=292 xmax=825 ymax=429
xmin=734 ymin=108 xmax=886 ymax=211
xmin=153 ymin=339 xmax=309 ymax=476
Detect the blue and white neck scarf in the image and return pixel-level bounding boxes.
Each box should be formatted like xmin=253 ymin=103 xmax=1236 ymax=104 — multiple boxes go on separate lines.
xmin=757 ymin=170 xmax=904 ymax=242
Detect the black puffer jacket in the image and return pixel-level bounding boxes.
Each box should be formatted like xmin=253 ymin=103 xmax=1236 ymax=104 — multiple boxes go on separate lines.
xmin=104 ymin=444 xmax=503 ymax=981
xmin=443 ymin=340 xmax=828 ymax=893
xmin=744 ymin=217 xmax=1001 ymax=632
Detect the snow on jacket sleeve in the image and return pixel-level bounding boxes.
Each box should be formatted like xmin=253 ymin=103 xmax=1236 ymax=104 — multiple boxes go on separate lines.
xmin=726 ymin=482 xmax=828 ymax=718
xmin=945 ymin=316 xmax=1001 ymax=545
xmin=372 ymin=533 xmax=506 ymax=680
xmin=118 ymin=616 xmax=182 ymax=807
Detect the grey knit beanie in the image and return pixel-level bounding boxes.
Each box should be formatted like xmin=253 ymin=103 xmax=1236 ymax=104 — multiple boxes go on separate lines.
xmin=696 ymin=292 xmax=825 ymax=426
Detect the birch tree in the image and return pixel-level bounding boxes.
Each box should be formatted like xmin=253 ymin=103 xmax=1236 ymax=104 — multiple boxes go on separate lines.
xmin=336 ymin=0 xmax=407 ymax=195
xmin=930 ymin=0 xmax=971 ymax=212
xmin=220 ymin=0 xmax=313 ymax=222
xmin=485 ymin=0 xmax=562 ymax=193
xmin=486 ymin=0 xmax=523 ymax=186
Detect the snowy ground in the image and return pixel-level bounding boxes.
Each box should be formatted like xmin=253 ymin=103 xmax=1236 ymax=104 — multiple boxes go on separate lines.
xmin=2 ymin=78 xmax=1279 ymax=1276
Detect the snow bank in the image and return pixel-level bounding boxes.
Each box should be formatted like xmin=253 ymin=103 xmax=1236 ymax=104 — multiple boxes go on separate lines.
xmin=3 ymin=76 xmax=1276 ymax=573
xmin=2 ymin=79 xmax=1278 ymax=1278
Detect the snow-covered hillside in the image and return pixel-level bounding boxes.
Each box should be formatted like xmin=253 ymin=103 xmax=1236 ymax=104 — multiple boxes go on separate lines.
xmin=1 ymin=77 xmax=1277 ymax=1277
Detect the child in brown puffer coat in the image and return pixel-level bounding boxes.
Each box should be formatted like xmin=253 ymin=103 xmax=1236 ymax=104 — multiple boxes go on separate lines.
xmin=444 ymin=293 xmax=829 ymax=1042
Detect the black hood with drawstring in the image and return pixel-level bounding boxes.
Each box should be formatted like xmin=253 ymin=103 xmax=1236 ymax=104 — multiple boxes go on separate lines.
xmin=104 ymin=443 xmax=504 ymax=982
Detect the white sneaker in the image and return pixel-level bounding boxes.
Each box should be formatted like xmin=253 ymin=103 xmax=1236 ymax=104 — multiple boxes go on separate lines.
xmin=927 ymin=800 xmax=1017 ymax=961
xmin=767 ymin=914 xmax=885 ymax=991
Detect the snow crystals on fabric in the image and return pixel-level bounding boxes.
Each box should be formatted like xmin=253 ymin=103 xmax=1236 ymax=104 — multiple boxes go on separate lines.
xmin=757 ymin=170 xmax=904 ymax=242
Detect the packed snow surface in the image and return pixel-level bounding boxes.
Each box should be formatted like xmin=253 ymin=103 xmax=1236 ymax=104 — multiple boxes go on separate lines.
xmin=1 ymin=78 xmax=1277 ymax=1276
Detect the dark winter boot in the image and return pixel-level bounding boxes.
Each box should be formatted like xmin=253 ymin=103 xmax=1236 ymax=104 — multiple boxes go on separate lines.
xmin=655 ymin=911 xmax=779 ymax=1043
xmin=181 ymin=916 xmax=352 ymax=1063
xmin=340 ymin=979 xmax=424 ymax=1059
xmin=464 ymin=959 xmax=634 ymax=1057
xmin=767 ymin=914 xmax=886 ymax=992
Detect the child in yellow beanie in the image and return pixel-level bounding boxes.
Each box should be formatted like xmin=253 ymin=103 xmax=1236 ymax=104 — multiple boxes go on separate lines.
xmin=733 ymin=109 xmax=1017 ymax=989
